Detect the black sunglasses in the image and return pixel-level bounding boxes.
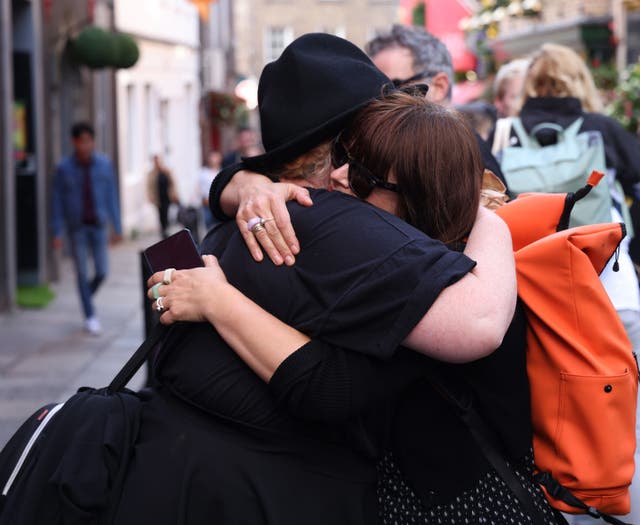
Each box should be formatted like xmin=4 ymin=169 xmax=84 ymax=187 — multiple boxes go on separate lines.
xmin=391 ymin=70 xmax=434 ymax=88
xmin=330 ymin=135 xmax=399 ymax=199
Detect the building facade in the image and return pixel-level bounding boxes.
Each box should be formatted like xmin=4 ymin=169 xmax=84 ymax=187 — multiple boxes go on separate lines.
xmin=480 ymin=0 xmax=640 ymax=69
xmin=200 ymin=0 xmax=238 ymax=156
xmin=231 ymin=0 xmax=400 ymax=101
xmin=114 ymin=0 xmax=201 ymax=236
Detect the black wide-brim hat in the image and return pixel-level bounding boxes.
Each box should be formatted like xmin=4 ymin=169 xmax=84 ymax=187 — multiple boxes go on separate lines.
xmin=242 ymin=33 xmax=392 ymax=172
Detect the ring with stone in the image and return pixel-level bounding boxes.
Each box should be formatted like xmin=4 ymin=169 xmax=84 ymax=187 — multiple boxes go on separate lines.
xmin=151 ymin=282 xmax=163 ymax=299
xmin=155 ymin=296 xmax=165 ymax=312
xmin=247 ymin=217 xmax=274 ymax=233
xmin=163 ymin=268 xmax=175 ymax=285
xmin=247 ymin=217 xmax=263 ymax=232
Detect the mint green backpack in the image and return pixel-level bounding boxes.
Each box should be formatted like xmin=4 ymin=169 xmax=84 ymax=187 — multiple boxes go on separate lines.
xmin=499 ymin=117 xmax=614 ymax=228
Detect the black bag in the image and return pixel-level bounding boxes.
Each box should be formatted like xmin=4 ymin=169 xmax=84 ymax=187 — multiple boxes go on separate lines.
xmin=0 ymin=324 xmax=166 ymax=524
xmin=177 ymin=205 xmax=200 ymax=240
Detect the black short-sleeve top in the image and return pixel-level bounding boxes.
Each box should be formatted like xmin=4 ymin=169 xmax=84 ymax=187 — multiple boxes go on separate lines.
xmin=158 ymin=188 xmax=475 ymax=433
xmin=206 ymin=189 xmax=476 ymax=358
xmin=151 ymin=189 xmax=475 ymax=524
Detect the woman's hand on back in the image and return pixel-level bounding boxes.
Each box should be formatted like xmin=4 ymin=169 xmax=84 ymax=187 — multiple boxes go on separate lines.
xmin=225 ymin=171 xmax=312 ymax=266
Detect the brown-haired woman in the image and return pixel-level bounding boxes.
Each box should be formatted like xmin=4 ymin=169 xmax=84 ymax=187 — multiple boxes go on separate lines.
xmin=149 ymin=90 xmax=560 ymax=524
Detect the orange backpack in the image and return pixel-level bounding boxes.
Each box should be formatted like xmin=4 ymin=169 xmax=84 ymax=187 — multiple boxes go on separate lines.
xmin=495 ymin=171 xmax=638 ymax=519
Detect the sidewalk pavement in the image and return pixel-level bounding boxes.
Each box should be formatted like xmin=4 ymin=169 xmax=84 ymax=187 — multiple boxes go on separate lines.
xmin=0 ymin=233 xmax=160 ymax=449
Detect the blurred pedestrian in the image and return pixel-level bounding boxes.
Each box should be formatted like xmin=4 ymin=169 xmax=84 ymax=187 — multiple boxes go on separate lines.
xmin=51 ymin=121 xmax=123 ymax=335
xmin=199 ymin=150 xmax=222 ymax=230
xmin=221 ymin=126 xmax=260 ymax=168
xmin=365 ymin=24 xmax=508 ymax=188
xmin=455 ymin=100 xmax=497 ymax=141
xmin=493 ymin=58 xmax=529 ymax=119
xmin=146 ymin=154 xmax=179 ymax=239
xmin=493 ymin=44 xmax=640 ymax=524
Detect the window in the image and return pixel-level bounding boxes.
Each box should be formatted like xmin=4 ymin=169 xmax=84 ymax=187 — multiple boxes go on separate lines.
xmin=264 ymin=26 xmax=293 ymax=63
xmin=317 ymin=26 xmax=346 ymax=39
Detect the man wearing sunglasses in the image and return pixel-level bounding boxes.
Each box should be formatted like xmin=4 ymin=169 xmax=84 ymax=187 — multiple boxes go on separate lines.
xmin=366 ymin=25 xmax=507 ymax=188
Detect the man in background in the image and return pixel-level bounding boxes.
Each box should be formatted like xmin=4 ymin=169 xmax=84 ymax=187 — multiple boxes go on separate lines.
xmin=221 ymin=126 xmax=260 ymax=169
xmin=366 ymin=25 xmax=507 ymax=186
xmin=51 ymin=122 xmax=122 ymax=335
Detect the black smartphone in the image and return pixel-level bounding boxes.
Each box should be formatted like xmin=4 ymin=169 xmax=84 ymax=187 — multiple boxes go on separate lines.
xmin=143 ymin=229 xmax=203 ymax=273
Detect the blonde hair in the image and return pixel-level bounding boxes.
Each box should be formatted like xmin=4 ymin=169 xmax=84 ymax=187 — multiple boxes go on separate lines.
xmin=268 ymin=140 xmax=333 ymax=187
xmin=493 ymin=58 xmax=529 ymax=100
xmin=523 ymin=43 xmax=603 ymax=112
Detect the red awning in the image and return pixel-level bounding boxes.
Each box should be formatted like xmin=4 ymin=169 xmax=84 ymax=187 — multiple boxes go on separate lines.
xmin=425 ymin=0 xmax=477 ymax=72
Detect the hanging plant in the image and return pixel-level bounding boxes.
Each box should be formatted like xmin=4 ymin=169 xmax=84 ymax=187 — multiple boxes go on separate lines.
xmin=70 ymin=26 xmax=140 ymax=70
xmin=71 ymin=26 xmax=115 ymax=69
xmin=112 ymin=32 xmax=140 ymax=69
xmin=205 ymin=92 xmax=247 ymax=126
xmin=606 ymin=61 xmax=640 ymax=136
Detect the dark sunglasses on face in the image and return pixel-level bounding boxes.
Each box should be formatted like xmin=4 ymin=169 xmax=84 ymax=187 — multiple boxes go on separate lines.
xmin=391 ymin=70 xmax=433 ymax=88
xmin=330 ymin=135 xmax=399 ymax=200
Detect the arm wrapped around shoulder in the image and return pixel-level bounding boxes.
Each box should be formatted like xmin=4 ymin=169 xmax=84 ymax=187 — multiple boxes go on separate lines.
xmin=404 ymin=206 xmax=517 ymax=363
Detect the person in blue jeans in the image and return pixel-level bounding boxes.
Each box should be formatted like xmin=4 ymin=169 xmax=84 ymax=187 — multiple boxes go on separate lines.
xmin=51 ymin=122 xmax=122 ymax=335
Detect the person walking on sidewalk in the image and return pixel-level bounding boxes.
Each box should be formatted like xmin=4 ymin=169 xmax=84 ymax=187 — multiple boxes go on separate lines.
xmin=147 ymin=153 xmax=179 ymax=239
xmin=51 ymin=122 xmax=123 ymax=335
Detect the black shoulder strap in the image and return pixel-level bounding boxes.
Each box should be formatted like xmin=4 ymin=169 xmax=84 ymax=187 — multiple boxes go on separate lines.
xmin=428 ymin=371 xmax=632 ymax=525
xmin=425 ymin=371 xmax=550 ymax=525
xmin=535 ymin=473 xmax=632 ymax=525
xmin=107 ymin=322 xmax=168 ymax=393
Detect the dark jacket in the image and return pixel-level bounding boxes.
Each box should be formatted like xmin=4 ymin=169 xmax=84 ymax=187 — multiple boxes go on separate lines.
xmin=51 ymin=153 xmax=122 ymax=236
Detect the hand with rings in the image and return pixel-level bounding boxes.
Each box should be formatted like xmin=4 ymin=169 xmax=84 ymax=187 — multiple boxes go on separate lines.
xmin=231 ymin=171 xmax=313 ymax=266
xmin=146 ymin=256 xmax=230 ymax=325
xmin=247 ymin=216 xmax=274 ymax=234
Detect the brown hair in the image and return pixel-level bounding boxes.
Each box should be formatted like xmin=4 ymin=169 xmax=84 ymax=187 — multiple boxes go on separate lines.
xmin=341 ymin=91 xmax=481 ymax=245
xmin=523 ymin=43 xmax=603 ymax=113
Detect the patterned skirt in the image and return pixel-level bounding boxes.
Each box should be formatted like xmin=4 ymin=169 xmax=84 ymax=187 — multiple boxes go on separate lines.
xmin=377 ymin=450 xmax=560 ymax=525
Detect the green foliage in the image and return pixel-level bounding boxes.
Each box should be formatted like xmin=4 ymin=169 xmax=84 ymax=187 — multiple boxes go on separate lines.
xmin=206 ymin=92 xmax=248 ymax=126
xmin=590 ymin=62 xmax=618 ymax=92
xmin=17 ymin=284 xmax=55 ymax=309
xmin=71 ymin=26 xmax=140 ymax=70
xmin=112 ymin=33 xmax=140 ymax=69
xmin=71 ymin=26 xmax=115 ymax=69
xmin=412 ymin=3 xmax=425 ymax=27
xmin=606 ymin=61 xmax=640 ymax=136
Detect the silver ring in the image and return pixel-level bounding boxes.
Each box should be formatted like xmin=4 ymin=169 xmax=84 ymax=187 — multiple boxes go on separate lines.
xmin=163 ymin=268 xmax=175 ymax=285
xmin=155 ymin=297 xmax=165 ymax=312
xmin=151 ymin=282 xmax=162 ymax=299
xmin=247 ymin=217 xmax=274 ymax=233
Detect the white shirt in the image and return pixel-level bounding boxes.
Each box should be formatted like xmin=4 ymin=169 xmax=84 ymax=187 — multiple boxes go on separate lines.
xmin=199 ymin=166 xmax=217 ymax=201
